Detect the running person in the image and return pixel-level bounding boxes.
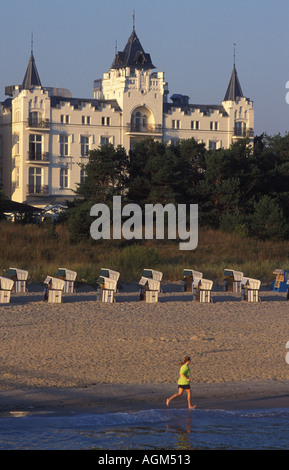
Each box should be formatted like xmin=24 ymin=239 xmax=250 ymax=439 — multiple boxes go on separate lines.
xmin=166 ymin=356 xmax=196 ymax=409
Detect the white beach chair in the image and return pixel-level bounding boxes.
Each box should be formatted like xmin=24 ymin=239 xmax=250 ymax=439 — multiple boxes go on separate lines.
xmin=8 ymin=267 xmax=28 ymax=293
xmin=44 ymin=276 xmax=65 ymax=303
xmin=193 ymin=278 xmax=213 ymax=303
xmin=57 ymin=268 xmax=77 ymax=293
xmin=182 ymin=269 xmax=203 ymax=292
xmin=96 ymin=276 xmax=118 ymax=303
xmin=139 ymin=276 xmax=160 ymax=303
xmin=142 ymin=269 xmax=163 ymax=292
xmin=241 ymin=277 xmax=261 ymax=302
xmin=99 ymin=268 xmax=120 ymax=292
xmin=0 ymin=276 xmax=14 ymax=303
xmin=223 ymin=269 xmax=243 ymax=293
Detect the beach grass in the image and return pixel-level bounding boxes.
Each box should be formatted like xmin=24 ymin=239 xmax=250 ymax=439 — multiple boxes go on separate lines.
xmin=0 ymin=220 xmax=288 ymax=285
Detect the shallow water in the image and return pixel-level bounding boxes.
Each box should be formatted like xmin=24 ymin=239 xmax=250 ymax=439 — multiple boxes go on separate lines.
xmin=0 ymin=407 xmax=289 ymax=450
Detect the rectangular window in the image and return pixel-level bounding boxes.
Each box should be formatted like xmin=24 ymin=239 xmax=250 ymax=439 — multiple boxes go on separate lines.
xmin=29 ymin=167 xmax=42 ymax=193
xmin=191 ymin=121 xmax=199 ymax=130
xmin=80 ymin=168 xmax=87 ymax=183
xmin=29 ymin=134 xmax=42 ymax=160
xmin=14 ymin=134 xmax=20 ymax=155
xmin=102 ymin=116 xmax=110 ymax=126
xmin=61 ymin=115 xmax=70 ymax=124
xmin=81 ymin=116 xmax=91 ymax=125
xmin=210 ymin=121 xmax=218 ymax=130
xmin=81 ymin=136 xmax=89 ymax=156
xmin=100 ymin=136 xmax=109 ymax=146
xmin=15 ymin=167 xmax=20 ymax=187
xmin=172 ymin=120 xmax=180 ymax=129
xmin=235 ymin=121 xmax=246 ymax=137
xmin=209 ymin=141 xmax=217 ymax=150
xmin=60 ymin=168 xmax=69 ymax=188
xmin=60 ymin=135 xmax=69 ymax=156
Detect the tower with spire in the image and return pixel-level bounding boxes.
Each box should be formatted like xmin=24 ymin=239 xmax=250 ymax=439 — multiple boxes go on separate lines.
xmin=22 ymin=51 xmax=42 ymax=91
xmin=22 ymin=35 xmax=42 ymax=90
xmin=93 ymin=15 xmax=168 ymax=150
xmin=222 ymin=45 xmax=254 ymax=144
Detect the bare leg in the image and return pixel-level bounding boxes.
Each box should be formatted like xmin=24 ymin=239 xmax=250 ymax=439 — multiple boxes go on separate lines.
xmin=166 ymin=388 xmax=184 ymax=407
xmin=186 ymin=389 xmax=196 ymax=409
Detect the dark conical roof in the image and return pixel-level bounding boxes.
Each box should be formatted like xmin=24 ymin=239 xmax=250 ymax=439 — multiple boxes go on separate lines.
xmin=22 ymin=52 xmax=42 ymax=90
xmin=224 ymin=64 xmax=243 ymax=101
xmin=111 ymin=28 xmax=155 ymax=70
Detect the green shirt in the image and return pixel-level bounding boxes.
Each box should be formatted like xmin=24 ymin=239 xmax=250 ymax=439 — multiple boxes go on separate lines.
xmin=178 ymin=364 xmax=190 ymax=385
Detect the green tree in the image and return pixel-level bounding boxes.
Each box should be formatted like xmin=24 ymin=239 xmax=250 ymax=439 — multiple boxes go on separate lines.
xmin=249 ymin=195 xmax=289 ymax=239
xmin=195 ymin=140 xmax=252 ymax=227
xmin=67 ymin=144 xmax=129 ymax=243
xmin=128 ymin=137 xmax=205 ymax=206
xmin=77 ymin=143 xmax=129 ymax=203
xmin=67 ymin=200 xmax=94 ymax=243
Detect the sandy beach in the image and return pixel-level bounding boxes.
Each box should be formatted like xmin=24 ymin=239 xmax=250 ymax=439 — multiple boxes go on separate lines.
xmin=0 ymin=282 xmax=289 ymax=414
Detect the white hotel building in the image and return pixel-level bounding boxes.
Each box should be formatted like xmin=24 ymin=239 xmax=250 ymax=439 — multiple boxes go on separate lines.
xmin=0 ymin=26 xmax=254 ymax=208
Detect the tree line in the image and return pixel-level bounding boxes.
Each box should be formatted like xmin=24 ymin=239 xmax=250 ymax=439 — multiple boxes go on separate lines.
xmin=64 ymin=133 xmax=289 ymax=242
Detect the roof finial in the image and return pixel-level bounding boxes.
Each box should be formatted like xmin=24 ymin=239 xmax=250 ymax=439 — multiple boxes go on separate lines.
xmin=233 ymin=43 xmax=236 ymax=67
xmin=31 ymin=33 xmax=34 ymax=54
xmin=133 ymin=10 xmax=135 ymax=30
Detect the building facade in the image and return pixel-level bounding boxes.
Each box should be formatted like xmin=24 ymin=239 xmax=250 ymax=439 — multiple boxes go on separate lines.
xmin=0 ymin=26 xmax=254 ymax=207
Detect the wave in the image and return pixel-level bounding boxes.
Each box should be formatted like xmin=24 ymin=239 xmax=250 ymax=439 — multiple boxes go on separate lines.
xmin=33 ymin=406 xmax=289 ymax=428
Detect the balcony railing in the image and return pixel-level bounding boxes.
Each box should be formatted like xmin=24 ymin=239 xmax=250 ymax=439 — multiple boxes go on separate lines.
xmin=27 ymin=118 xmax=50 ymax=129
xmin=26 ymin=185 xmax=49 ymax=196
xmin=27 ymin=151 xmax=50 ymax=162
xmin=234 ymin=127 xmax=254 ymax=138
xmin=126 ymin=123 xmax=163 ymax=134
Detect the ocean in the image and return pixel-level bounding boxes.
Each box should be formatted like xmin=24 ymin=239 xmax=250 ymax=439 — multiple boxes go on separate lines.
xmin=0 ymin=407 xmax=289 ymax=450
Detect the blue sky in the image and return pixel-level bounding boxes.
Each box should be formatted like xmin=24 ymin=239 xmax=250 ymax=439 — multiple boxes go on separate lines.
xmin=1 ymin=0 xmax=289 ymax=136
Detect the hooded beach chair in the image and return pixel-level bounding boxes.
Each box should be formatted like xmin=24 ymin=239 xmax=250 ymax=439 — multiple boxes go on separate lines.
xmin=193 ymin=277 xmax=213 ymax=303
xmin=57 ymin=268 xmax=77 ymax=293
xmin=241 ymin=277 xmax=261 ymax=302
xmin=182 ymin=269 xmax=203 ymax=292
xmin=8 ymin=267 xmax=28 ymax=293
xmin=0 ymin=276 xmax=14 ymax=303
xmin=96 ymin=268 xmax=120 ymax=302
xmin=141 ymin=269 xmax=163 ymax=292
xmin=139 ymin=276 xmax=160 ymax=303
xmin=272 ymin=269 xmax=289 ymax=292
xmin=44 ymin=276 xmax=65 ymax=303
xmin=223 ymin=269 xmax=243 ymax=293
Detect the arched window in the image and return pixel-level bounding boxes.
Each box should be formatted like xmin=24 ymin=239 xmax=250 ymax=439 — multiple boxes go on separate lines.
xmin=130 ymin=106 xmax=154 ymax=132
